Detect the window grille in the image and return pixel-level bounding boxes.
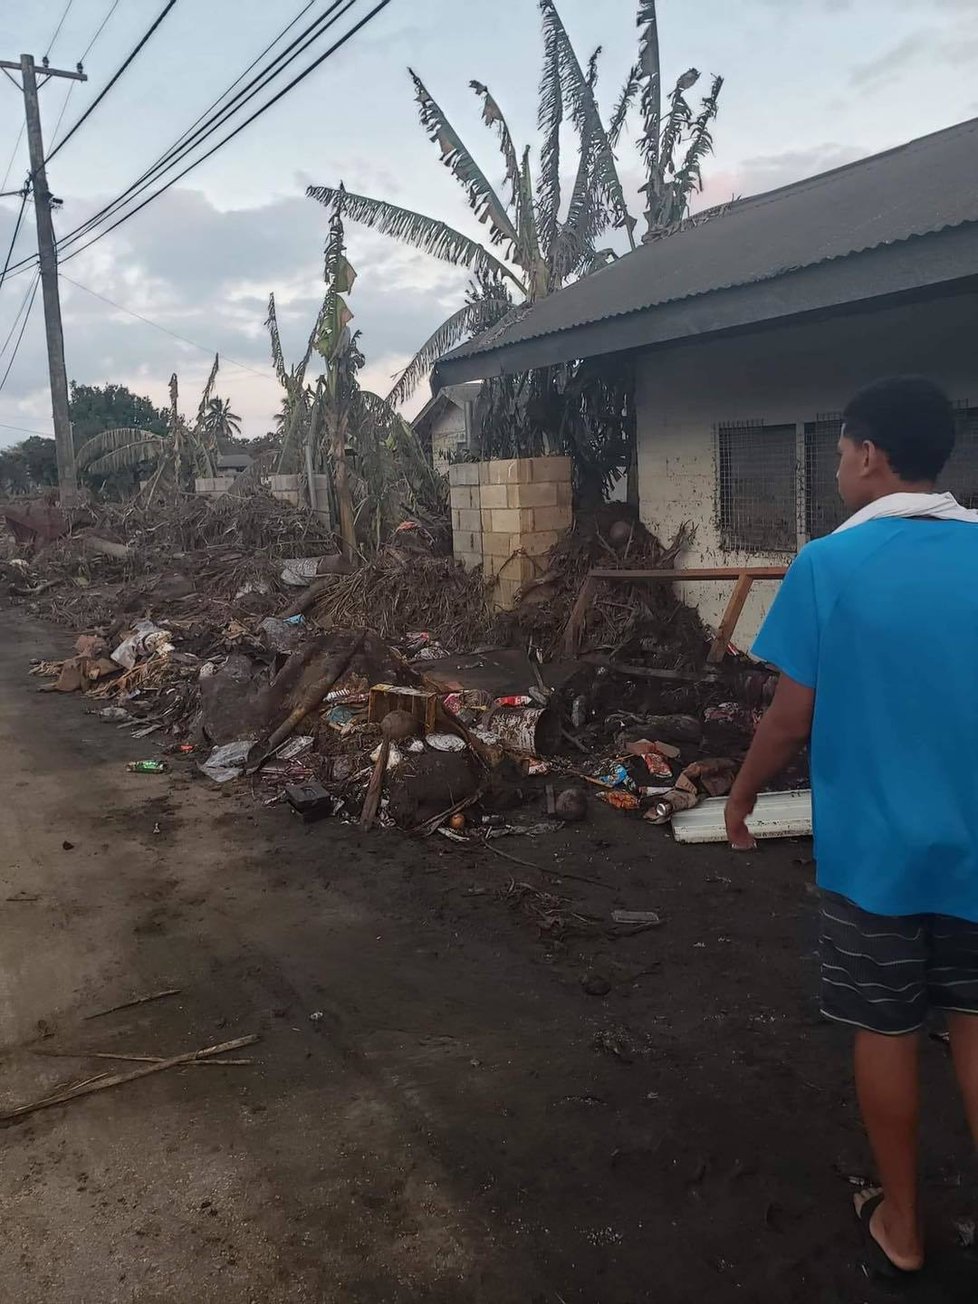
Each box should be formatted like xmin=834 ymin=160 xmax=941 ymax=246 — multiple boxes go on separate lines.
xmin=717 ymin=422 xmax=796 ymax=551
xmin=943 ymin=407 xmax=978 ymax=508
xmin=804 ymin=415 xmax=847 ymax=538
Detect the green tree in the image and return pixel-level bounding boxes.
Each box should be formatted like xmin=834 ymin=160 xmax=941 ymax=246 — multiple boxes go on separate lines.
xmin=0 ymin=446 xmax=29 ymax=494
xmin=201 ymin=396 xmax=242 ymax=446
xmin=17 ymin=436 xmax=59 ymax=488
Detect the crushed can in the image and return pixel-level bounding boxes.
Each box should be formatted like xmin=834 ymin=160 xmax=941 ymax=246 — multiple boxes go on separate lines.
xmin=127 ymin=760 xmax=167 ymax=774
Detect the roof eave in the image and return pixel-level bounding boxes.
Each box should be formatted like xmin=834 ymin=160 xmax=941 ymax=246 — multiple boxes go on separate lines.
xmin=433 ymin=224 xmax=978 ymax=387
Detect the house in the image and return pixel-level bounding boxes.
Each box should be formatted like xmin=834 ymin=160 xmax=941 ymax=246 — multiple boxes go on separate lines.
xmin=216 ymin=452 xmax=253 ymax=475
xmin=412 ymin=382 xmax=482 ymax=474
xmin=433 ymin=117 xmax=978 ymax=644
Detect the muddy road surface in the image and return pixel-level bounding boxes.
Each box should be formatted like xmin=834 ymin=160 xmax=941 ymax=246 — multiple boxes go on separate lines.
xmin=0 ymin=611 xmax=975 ymax=1303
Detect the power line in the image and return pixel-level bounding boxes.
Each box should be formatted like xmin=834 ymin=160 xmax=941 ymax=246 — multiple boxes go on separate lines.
xmin=45 ymin=0 xmax=78 ymax=60
xmin=0 ymin=418 xmax=54 ymax=437
xmin=0 ymin=190 xmax=29 ymax=290
xmin=2 ymin=0 xmax=396 ymax=280
xmin=0 ymin=273 xmax=40 ymax=393
xmin=55 ymin=0 xmax=355 ymax=249
xmin=59 ymin=272 xmax=274 ymax=378
xmin=0 ymin=123 xmax=25 ymax=194
xmin=60 ymin=0 xmax=395 ymax=265
xmin=0 ymin=271 xmax=39 ymax=360
xmin=81 ymin=0 xmax=123 ymax=64
xmin=47 ymin=0 xmax=181 ymax=163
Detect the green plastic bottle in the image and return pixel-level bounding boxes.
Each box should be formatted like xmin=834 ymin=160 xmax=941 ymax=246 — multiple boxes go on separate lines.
xmin=126 ymin=760 xmax=167 ymax=774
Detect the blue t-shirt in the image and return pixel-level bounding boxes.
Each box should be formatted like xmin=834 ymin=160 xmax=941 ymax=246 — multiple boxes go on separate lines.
xmin=752 ymin=518 xmax=978 ymax=921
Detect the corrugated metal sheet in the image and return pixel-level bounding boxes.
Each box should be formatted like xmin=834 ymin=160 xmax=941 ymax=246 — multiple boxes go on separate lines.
xmin=671 ymin=790 xmax=812 ymax=844
xmin=436 ymin=117 xmax=978 ymax=373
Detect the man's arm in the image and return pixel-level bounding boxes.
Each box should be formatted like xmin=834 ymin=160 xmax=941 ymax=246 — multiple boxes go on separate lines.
xmin=724 ymin=674 xmax=814 ymax=850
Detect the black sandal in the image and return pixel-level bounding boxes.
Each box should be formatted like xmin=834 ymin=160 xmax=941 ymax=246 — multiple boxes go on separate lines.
xmin=854 ymin=1189 xmax=922 ymax=1280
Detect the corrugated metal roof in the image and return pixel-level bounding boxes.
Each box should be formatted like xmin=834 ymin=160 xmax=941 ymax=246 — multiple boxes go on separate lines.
xmin=436 ymin=117 xmax=978 ymax=373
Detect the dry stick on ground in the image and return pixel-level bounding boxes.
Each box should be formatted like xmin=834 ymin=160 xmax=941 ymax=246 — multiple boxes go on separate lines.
xmin=483 ymin=841 xmax=610 ymax=889
xmin=84 ymin=987 xmax=182 ymax=1020
xmin=32 ymin=1050 xmax=254 ymax=1066
xmin=1 ymin=1036 xmax=259 ymax=1125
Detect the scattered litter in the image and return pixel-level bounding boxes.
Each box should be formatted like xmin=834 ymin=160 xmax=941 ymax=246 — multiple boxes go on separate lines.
xmin=285 ymin=782 xmax=335 ymax=823
xmin=646 ymin=758 xmax=739 ymax=825
xmin=611 ymin=910 xmax=662 ymax=926
xmin=599 ymin=764 xmax=636 ymax=792
xmin=97 ymin=706 xmax=131 ymax=723
xmin=126 ymin=760 xmax=167 ymax=774
xmin=596 ymin=790 xmax=641 ymax=812
xmin=199 ymin=740 xmax=253 ymax=783
xmin=954 ymin=1218 xmax=976 ymax=1249
xmin=309 ymin=1011 xmax=325 ymax=1023
xmin=111 ymin=620 xmax=173 ymax=671
xmin=275 ymin=735 xmax=314 ymax=761
xmin=426 ymin=732 xmax=466 ymax=753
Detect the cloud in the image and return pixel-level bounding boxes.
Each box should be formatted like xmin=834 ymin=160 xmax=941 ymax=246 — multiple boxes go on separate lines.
xmin=850 ymin=34 xmax=924 ymax=88
xmin=0 ymin=186 xmax=475 ymax=444
xmin=696 ymin=143 xmax=868 ymax=208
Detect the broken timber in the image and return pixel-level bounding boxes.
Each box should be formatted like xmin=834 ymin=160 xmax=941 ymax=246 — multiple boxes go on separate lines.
xmin=562 ymin=566 xmax=787 ymax=661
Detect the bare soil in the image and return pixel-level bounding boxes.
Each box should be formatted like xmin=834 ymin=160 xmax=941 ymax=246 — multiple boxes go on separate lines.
xmin=0 ymin=610 xmax=975 ymax=1303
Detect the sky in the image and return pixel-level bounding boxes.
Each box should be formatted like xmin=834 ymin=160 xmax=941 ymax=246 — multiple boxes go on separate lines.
xmin=0 ymin=0 xmax=976 ymax=447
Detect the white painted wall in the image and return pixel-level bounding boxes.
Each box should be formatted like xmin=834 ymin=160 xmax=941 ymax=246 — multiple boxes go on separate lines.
xmin=636 ymin=291 xmax=978 ymax=646
xmin=430 ymin=406 xmax=467 ymax=474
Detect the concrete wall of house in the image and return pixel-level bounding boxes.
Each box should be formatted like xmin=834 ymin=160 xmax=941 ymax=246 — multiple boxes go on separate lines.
xmin=430 ymin=405 xmax=468 ymax=474
xmin=636 ymin=291 xmax=978 ymax=646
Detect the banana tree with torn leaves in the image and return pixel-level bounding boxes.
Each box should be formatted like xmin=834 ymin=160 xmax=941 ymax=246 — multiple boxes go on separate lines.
xmin=75 ymin=359 xmax=225 ymax=502
xmin=307 ymin=0 xmax=723 ymax=411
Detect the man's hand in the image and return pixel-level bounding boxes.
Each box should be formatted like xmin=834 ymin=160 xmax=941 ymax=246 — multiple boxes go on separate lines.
xmin=725 ymin=793 xmax=757 ymax=851
xmin=723 ymin=673 xmax=814 ymax=852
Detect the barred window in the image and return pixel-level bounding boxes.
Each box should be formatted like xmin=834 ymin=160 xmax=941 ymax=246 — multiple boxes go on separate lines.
xmin=717 ymin=422 xmax=796 ymax=552
xmin=804 ymin=415 xmax=847 ymax=538
xmin=942 ymin=407 xmax=978 ymax=509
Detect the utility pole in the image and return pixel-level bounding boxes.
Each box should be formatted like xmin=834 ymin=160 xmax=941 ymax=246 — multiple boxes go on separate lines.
xmin=1 ymin=54 xmax=86 ymax=501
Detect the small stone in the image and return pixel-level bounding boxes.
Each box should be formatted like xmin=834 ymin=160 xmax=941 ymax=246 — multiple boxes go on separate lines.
xmin=582 ymin=973 xmax=611 ymax=997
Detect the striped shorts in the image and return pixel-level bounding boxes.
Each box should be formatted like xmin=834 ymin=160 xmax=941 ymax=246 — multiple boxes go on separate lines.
xmin=820 ymin=891 xmax=978 ymax=1035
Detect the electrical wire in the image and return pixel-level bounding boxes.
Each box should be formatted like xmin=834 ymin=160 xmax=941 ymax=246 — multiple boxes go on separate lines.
xmin=0 ymin=271 xmax=39 ymax=361
xmin=46 ymin=0 xmax=181 ymax=163
xmin=59 ymin=272 xmax=273 ymax=378
xmin=3 ymin=0 xmax=396 ymax=278
xmin=60 ymin=0 xmax=394 ymax=266
xmin=0 ymin=124 xmax=26 ymax=195
xmin=45 ymin=0 xmax=78 ymax=60
xmin=0 ymin=273 xmax=40 ymax=393
xmin=55 ymin=0 xmax=354 ymax=247
xmin=81 ymin=0 xmax=123 ymax=64
xmin=0 ymin=418 xmax=55 ymax=437
xmin=0 ymin=190 xmax=29 ymax=290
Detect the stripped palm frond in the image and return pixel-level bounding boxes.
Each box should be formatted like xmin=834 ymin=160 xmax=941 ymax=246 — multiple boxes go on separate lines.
xmin=540 ymin=0 xmax=637 ymax=247
xmin=609 ymin=63 xmax=641 ymax=147
xmin=659 ymin=74 xmax=698 ymax=176
xmin=636 ymin=0 xmax=662 ymax=183
xmin=518 ymin=148 xmax=548 ymax=299
xmin=76 ymin=426 xmax=163 ymax=472
xmin=671 ymin=74 xmax=723 ymax=216
xmin=409 ymin=69 xmax=521 ymax=254
xmin=386 ymin=297 xmax=512 ymax=408
xmin=552 ymin=136 xmax=611 ymax=283
xmin=587 ymin=45 xmax=602 ymax=88
xmin=536 ymin=16 xmax=563 ymax=261
xmin=265 ymin=295 xmax=289 ymax=387
xmin=470 ymin=80 xmax=521 ymax=206
xmin=82 ymin=436 xmax=164 ymax=477
xmin=307 ymin=184 xmax=523 ymax=290
xmin=192 ymin=354 xmax=220 ymax=431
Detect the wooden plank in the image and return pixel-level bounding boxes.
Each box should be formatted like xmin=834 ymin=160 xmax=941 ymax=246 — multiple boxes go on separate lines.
xmin=707 ymin=572 xmax=755 ymax=663
xmin=587 ymin=566 xmax=787 ymax=581
xmin=561 ymin=573 xmax=598 ymax=657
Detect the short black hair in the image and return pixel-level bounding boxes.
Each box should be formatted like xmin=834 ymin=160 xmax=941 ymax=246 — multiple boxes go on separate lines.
xmin=842 ymin=376 xmax=956 ymax=481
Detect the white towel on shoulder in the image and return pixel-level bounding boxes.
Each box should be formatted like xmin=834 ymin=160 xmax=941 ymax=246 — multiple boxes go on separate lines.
xmin=834 ymin=491 xmax=978 ymax=534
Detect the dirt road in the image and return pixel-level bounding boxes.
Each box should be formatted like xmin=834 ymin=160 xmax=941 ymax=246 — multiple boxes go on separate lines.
xmin=0 ymin=610 xmax=975 ymax=1303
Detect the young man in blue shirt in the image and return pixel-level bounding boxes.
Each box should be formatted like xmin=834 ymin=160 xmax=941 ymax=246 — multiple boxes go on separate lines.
xmin=725 ymin=376 xmax=978 ymax=1276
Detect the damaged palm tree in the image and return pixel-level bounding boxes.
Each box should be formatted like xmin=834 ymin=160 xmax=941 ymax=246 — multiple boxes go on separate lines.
xmin=75 ymin=360 xmax=225 ymax=502
xmin=269 ymin=199 xmax=447 ymax=557
xmin=307 ymin=0 xmax=723 ymax=417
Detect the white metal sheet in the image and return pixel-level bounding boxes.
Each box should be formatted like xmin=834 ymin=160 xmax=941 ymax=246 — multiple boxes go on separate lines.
xmin=671 ymin=789 xmax=812 ymax=844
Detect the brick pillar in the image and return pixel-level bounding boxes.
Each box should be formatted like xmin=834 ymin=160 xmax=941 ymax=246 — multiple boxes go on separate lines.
xmin=478 ymin=456 xmax=573 ymax=609
xmin=449 ymin=462 xmax=483 ymax=571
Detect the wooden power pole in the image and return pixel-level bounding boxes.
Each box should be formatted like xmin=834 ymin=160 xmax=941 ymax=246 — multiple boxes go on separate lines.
xmin=1 ymin=54 xmax=87 ymax=501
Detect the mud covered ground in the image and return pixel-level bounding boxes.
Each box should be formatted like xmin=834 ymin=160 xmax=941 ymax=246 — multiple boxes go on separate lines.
xmin=0 ymin=609 xmax=975 ymax=1303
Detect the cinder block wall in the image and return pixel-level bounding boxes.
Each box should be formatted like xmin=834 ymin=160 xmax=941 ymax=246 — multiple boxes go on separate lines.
xmin=451 ymin=456 xmax=573 ymax=609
